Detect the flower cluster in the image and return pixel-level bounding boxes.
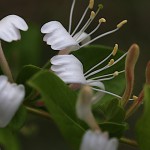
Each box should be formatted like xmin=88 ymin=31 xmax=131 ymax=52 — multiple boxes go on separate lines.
xmin=0 ymin=1 xmax=146 ymax=150
xmin=0 ymin=14 xmax=28 ymax=127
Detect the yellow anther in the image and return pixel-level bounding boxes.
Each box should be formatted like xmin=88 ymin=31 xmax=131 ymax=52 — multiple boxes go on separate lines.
xmin=90 ymin=11 xmax=96 ymax=19
xmin=113 ymin=71 xmax=119 ymax=77
xmin=99 ymin=18 xmax=106 ymax=23
xmin=112 ymin=44 xmax=118 ymax=56
xmin=108 ymin=59 xmax=114 ymax=66
xmin=89 ymin=0 xmax=94 ymax=9
xmin=133 ymin=95 xmax=138 ymax=101
xmin=98 ymin=4 xmax=103 ymax=10
xmin=117 ymin=20 xmax=127 ymax=28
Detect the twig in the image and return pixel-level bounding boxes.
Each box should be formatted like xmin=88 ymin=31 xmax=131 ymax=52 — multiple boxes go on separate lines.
xmin=120 ymin=137 xmax=138 ymax=147
xmin=25 ymin=106 xmax=51 ymax=120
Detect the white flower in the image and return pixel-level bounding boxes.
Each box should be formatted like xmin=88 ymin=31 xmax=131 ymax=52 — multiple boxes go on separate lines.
xmin=0 ymin=75 xmax=25 ymax=127
xmin=80 ymin=130 xmax=118 ymax=150
xmin=51 ymin=44 xmax=127 ymax=100
xmin=41 ymin=0 xmax=127 ymax=52
xmin=0 ymin=15 xmax=28 ymax=42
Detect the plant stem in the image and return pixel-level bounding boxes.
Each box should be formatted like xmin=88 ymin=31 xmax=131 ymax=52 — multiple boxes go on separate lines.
xmin=120 ymin=137 xmax=138 ymax=147
xmin=0 ymin=42 xmax=14 ymax=82
xmin=25 ymin=106 xmax=51 ymax=120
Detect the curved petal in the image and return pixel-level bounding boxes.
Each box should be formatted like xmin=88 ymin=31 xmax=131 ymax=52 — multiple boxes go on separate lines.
xmin=87 ymin=80 xmax=105 ymax=103
xmin=51 ymin=55 xmax=86 ymax=84
xmin=87 ymin=80 xmax=105 ymax=89
xmin=1 ymin=15 xmax=28 ymax=31
xmin=105 ymin=138 xmax=119 ymax=150
xmin=0 ymin=76 xmax=25 ymax=127
xmin=41 ymin=21 xmax=80 ymax=51
xmin=0 ymin=15 xmax=28 ymax=42
xmin=80 ymin=130 xmax=116 ymax=150
xmin=73 ymin=32 xmax=91 ymax=46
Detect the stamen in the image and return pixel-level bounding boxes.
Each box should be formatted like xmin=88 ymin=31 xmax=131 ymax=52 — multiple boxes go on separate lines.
xmin=113 ymin=71 xmax=119 ymax=76
xmin=85 ymin=52 xmax=128 ymax=78
xmin=112 ymin=44 xmax=118 ymax=56
xmin=117 ymin=20 xmax=128 ymax=29
xmin=71 ymin=6 xmax=89 ymax=36
xmin=93 ymin=76 xmax=115 ymax=81
xmin=74 ymin=11 xmax=96 ymax=41
xmin=108 ymin=59 xmax=114 ymax=66
xmin=74 ymin=3 xmax=104 ymax=41
xmin=84 ymin=44 xmax=119 ymax=76
xmin=80 ymin=28 xmax=119 ymax=48
xmin=89 ymin=70 xmax=125 ymax=80
xmin=90 ymin=11 xmax=96 ymax=19
xmin=89 ymin=0 xmax=94 ymax=9
xmin=81 ymin=20 xmax=127 ymax=48
xmin=92 ymin=87 xmax=122 ymax=99
xmin=133 ymin=95 xmax=138 ymax=101
xmin=77 ymin=18 xmax=106 ymax=43
xmin=68 ymin=0 xmax=76 ymax=34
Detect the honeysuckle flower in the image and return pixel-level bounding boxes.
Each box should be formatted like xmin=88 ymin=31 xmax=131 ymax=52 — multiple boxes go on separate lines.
xmin=0 ymin=15 xmax=28 ymax=42
xmin=0 ymin=15 xmax=28 ymax=82
xmin=41 ymin=0 xmax=127 ymax=53
xmin=0 ymin=75 xmax=25 ymax=127
xmin=76 ymin=86 xmax=118 ymax=150
xmin=51 ymin=44 xmax=127 ymax=100
xmin=80 ymin=130 xmax=118 ymax=150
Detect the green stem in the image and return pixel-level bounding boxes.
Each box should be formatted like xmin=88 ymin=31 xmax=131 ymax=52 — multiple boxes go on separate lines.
xmin=25 ymin=106 xmax=51 ymax=120
xmin=0 ymin=42 xmax=14 ymax=82
xmin=120 ymin=137 xmax=138 ymax=147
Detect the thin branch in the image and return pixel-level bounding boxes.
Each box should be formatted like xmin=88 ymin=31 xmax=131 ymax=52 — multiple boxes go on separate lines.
xmin=120 ymin=137 xmax=138 ymax=147
xmin=25 ymin=106 xmax=51 ymax=120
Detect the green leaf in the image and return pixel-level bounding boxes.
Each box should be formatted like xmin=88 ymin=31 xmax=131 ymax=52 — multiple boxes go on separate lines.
xmin=0 ymin=127 xmax=20 ymax=150
xmin=94 ymin=99 xmax=125 ymax=123
xmin=17 ymin=65 xmax=41 ymax=96
xmin=100 ymin=122 xmax=128 ymax=138
xmin=28 ymin=70 xmax=85 ymax=150
xmin=73 ymin=45 xmax=125 ymax=105
xmin=136 ymin=85 xmax=150 ymax=150
xmin=3 ymin=24 xmax=42 ymax=76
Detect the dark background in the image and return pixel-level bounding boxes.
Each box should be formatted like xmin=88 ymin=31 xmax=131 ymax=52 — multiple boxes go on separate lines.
xmin=1 ymin=0 xmax=150 ymax=149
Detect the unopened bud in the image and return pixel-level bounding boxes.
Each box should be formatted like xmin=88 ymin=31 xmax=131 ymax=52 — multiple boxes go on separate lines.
xmin=146 ymin=61 xmax=150 ymax=84
xmin=122 ymin=44 xmax=140 ymax=106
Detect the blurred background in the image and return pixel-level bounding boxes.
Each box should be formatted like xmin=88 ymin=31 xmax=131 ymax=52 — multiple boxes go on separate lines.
xmin=0 ymin=0 xmax=150 ymax=149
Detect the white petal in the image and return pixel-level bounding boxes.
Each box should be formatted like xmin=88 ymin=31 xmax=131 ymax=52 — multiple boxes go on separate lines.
xmin=0 ymin=76 xmax=25 ymax=127
xmin=87 ymin=80 xmax=105 ymax=103
xmin=87 ymin=80 xmax=105 ymax=89
xmin=80 ymin=131 xmax=110 ymax=150
xmin=1 ymin=15 xmax=28 ymax=31
xmin=105 ymin=138 xmax=119 ymax=150
xmin=51 ymin=55 xmax=86 ymax=84
xmin=80 ymin=130 xmax=94 ymax=150
xmin=0 ymin=15 xmax=28 ymax=42
xmin=41 ymin=21 xmax=80 ymax=51
xmin=73 ymin=32 xmax=91 ymax=45
xmin=0 ymin=75 xmax=8 ymax=90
